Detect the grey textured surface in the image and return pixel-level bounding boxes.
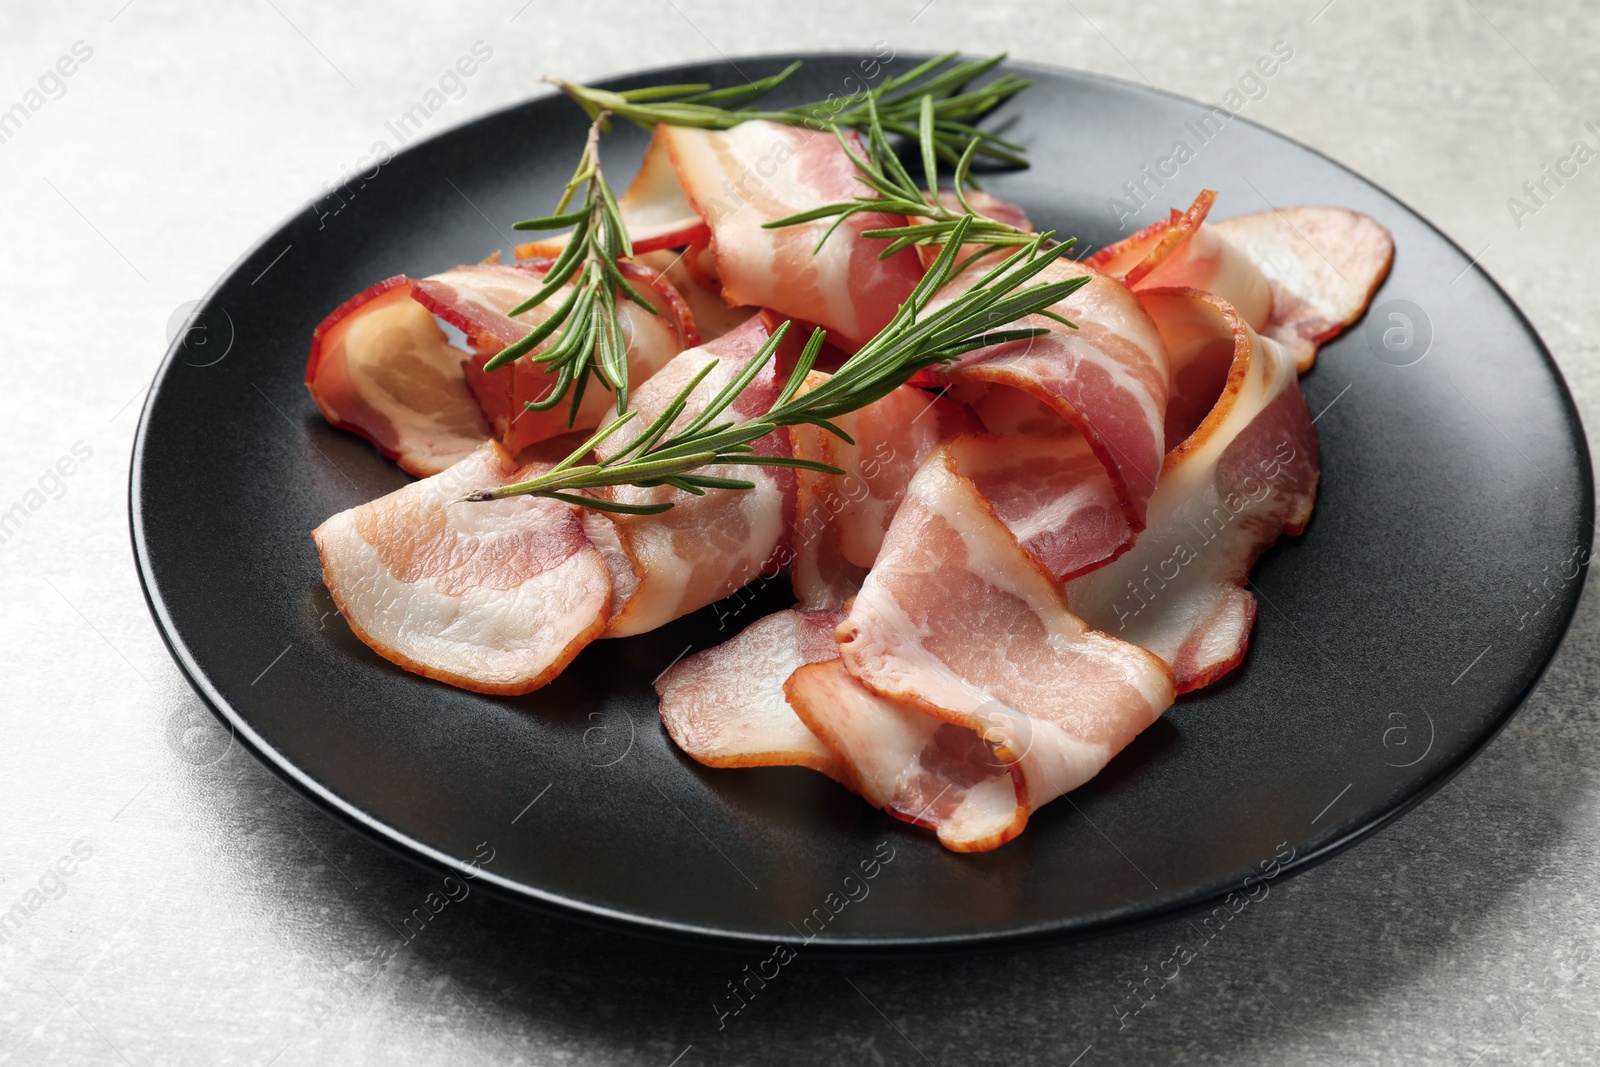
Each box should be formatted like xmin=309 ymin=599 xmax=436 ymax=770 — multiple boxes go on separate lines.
xmin=2 ymin=0 xmax=1597 ymax=1063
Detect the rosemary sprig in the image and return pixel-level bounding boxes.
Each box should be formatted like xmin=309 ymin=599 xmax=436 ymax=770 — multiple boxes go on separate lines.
xmin=763 ymin=93 xmax=1041 ymax=264
xmin=479 ymin=115 xmax=657 ymax=420
xmin=463 ymin=217 xmax=1088 ymax=512
xmin=554 ymin=52 xmax=1031 ymax=167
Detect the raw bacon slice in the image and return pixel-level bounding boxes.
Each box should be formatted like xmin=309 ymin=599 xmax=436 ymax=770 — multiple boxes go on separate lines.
xmin=635 ymin=248 xmax=757 ymax=341
xmin=1086 ymin=190 xmax=1272 ymax=330
xmin=516 ymin=126 xmax=710 ymax=259
xmin=946 ymin=432 xmax=1130 ymax=582
xmin=312 ymin=441 xmax=611 ymax=695
xmin=1210 ymin=207 xmax=1393 ymax=371
xmin=414 ymin=261 xmax=696 ymax=453
xmin=1089 ymin=192 xmax=1393 ymax=371
xmin=656 ymin=608 xmax=845 ymax=777
xmin=1067 ymin=289 xmax=1320 ymax=692
xmin=304 ymin=276 xmax=491 ymax=477
xmin=929 ymin=258 xmax=1170 ymax=562
xmin=787 ymin=660 xmax=1029 ymax=852
xmin=788 ymin=381 xmax=976 ymax=608
xmin=586 ymin=312 xmax=796 ymax=637
xmin=658 ymin=120 xmax=926 ymax=350
xmin=836 ymin=444 xmax=1176 ymax=841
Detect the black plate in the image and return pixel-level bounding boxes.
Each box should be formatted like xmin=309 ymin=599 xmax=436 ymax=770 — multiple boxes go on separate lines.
xmin=132 ymin=53 xmax=1592 ymax=954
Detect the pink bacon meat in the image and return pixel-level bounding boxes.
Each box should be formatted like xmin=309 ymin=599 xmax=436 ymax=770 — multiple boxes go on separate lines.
xmin=829 ymin=443 xmax=1176 ymax=849
xmin=416 ymin=260 xmax=696 ymax=454
xmin=313 ymin=441 xmax=612 ymax=695
xmin=584 ymin=312 xmax=797 ymax=637
xmin=925 ymin=258 xmax=1171 ymax=576
xmin=1068 ymin=288 xmax=1321 ymax=692
xmin=657 ymin=120 xmax=927 ymax=351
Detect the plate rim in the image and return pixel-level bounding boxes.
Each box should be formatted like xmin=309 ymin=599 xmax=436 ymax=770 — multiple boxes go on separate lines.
xmin=129 ymin=50 xmax=1595 ymax=956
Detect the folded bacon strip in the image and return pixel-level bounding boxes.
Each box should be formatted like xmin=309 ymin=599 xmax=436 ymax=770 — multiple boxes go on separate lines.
xmin=417 ymin=261 xmax=696 ymax=453
xmin=1068 ymin=289 xmax=1319 ymax=692
xmin=657 ymin=608 xmax=846 ymax=777
xmin=788 ymin=659 xmax=1029 ymax=852
xmin=1210 ymin=207 xmax=1393 ymax=371
xmin=585 ymin=312 xmax=797 ymax=637
xmin=654 ymin=600 xmax=1034 ymax=852
xmin=833 ymin=443 xmax=1176 ymax=844
xmin=1088 ymin=191 xmax=1393 ymax=371
xmin=658 ymin=120 xmax=927 ymax=351
xmin=307 ymin=261 xmax=697 ymax=473
xmin=927 ymin=259 xmax=1170 ymax=574
xmin=304 ymin=277 xmax=491 ymax=477
xmin=313 ymin=441 xmax=611 ymax=694
xmin=947 ymin=431 xmax=1130 ymax=582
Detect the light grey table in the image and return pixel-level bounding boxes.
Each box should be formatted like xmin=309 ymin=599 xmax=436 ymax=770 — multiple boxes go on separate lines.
xmin=4 ymin=1 xmax=1597 ymax=1063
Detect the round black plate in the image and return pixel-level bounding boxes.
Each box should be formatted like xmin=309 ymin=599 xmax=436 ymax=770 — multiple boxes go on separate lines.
xmin=132 ymin=54 xmax=1592 ymax=954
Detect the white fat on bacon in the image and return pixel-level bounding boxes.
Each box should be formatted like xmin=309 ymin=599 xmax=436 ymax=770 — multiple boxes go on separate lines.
xmin=1089 ymin=191 xmax=1393 ymax=372
xmin=787 ymin=659 xmax=1029 ymax=852
xmin=836 ymin=443 xmax=1176 ymax=838
xmin=304 ymin=277 xmax=491 ymax=477
xmin=587 ymin=313 xmax=794 ymax=637
xmin=415 ymin=261 xmax=694 ymax=454
xmin=1211 ymin=206 xmax=1393 ymax=370
xmin=658 ymin=120 xmax=926 ymax=350
xmin=1068 ymin=289 xmax=1320 ymax=692
xmin=929 ymin=258 xmax=1170 ymax=574
xmin=656 ymin=608 xmax=845 ymax=777
xmin=313 ymin=441 xmax=611 ymax=694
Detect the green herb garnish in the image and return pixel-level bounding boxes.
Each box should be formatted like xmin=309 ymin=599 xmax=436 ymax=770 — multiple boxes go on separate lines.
xmin=464 ymin=217 xmax=1086 ymax=512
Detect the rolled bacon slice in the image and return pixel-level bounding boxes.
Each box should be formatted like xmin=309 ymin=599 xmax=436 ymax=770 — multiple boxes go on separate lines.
xmin=1067 ymin=288 xmax=1320 ymax=692
xmin=313 ymin=441 xmax=612 ymax=695
xmin=304 ymin=276 xmax=492 ymax=477
xmin=586 ymin=312 xmax=796 ymax=637
xmin=947 ymin=431 xmax=1131 ymax=582
xmin=1088 ymin=191 xmax=1393 ymax=371
xmin=835 ymin=443 xmax=1176 ymax=845
xmin=657 ymin=120 xmax=927 ymax=350
xmin=928 ymin=258 xmax=1170 ymax=574
xmin=787 ymin=660 xmax=1031 ymax=852
xmin=415 ymin=261 xmax=696 ymax=454
xmin=653 ymin=598 xmax=1034 ymax=852
xmin=656 ymin=608 xmax=845 ymax=777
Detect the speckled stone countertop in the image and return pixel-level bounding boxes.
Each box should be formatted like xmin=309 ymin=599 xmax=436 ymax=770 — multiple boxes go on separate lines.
xmin=3 ymin=1 xmax=1597 ymax=1063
